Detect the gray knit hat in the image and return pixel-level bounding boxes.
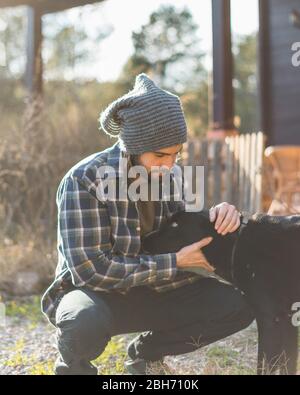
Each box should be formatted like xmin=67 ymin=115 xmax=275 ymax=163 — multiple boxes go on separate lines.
xmin=98 ymin=73 xmax=187 ymax=154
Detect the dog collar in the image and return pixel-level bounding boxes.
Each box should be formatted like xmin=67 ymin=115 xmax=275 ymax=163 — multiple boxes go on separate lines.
xmin=240 ymin=211 xmax=251 ymax=227
xmin=230 ymin=211 xmax=251 ymax=279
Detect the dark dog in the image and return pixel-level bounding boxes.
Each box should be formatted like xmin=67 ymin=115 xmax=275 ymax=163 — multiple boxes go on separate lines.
xmin=141 ymin=209 xmax=300 ymax=375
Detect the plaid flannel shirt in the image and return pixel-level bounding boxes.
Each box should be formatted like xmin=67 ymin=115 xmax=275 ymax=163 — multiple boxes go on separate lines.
xmin=41 ymin=140 xmax=203 ymax=326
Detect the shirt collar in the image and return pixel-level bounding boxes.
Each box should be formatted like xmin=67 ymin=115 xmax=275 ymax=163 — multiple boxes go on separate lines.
xmin=106 ymin=139 xmax=129 ymax=178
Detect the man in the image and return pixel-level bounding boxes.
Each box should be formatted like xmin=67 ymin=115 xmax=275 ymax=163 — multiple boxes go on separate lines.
xmin=41 ymin=73 xmax=254 ymax=375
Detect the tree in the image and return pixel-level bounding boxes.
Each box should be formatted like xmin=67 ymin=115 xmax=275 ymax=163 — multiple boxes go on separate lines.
xmin=43 ymin=7 xmax=112 ymax=80
xmin=0 ymin=8 xmax=26 ymax=79
xmin=131 ymin=4 xmax=206 ymax=92
xmin=116 ymin=55 xmax=152 ymax=92
xmin=116 ymin=5 xmax=210 ymax=137
xmin=233 ymin=33 xmax=259 ymax=134
xmin=0 ymin=5 xmax=113 ymax=81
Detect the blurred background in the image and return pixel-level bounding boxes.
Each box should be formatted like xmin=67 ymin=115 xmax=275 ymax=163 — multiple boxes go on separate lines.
xmin=0 ymin=0 xmax=261 ymax=295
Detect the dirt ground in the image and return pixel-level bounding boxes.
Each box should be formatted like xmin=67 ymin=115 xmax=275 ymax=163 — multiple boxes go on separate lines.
xmin=0 ymin=296 xmax=299 ymax=375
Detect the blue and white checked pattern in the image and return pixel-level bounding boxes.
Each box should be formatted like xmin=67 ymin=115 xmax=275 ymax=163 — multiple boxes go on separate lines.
xmin=41 ymin=140 xmax=203 ymax=326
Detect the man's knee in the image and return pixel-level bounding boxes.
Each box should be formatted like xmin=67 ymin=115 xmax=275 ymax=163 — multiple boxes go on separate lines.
xmin=55 ymin=289 xmax=113 ymax=361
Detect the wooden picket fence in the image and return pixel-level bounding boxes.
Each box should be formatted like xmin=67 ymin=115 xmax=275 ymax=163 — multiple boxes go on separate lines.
xmin=182 ymin=132 xmax=266 ymax=213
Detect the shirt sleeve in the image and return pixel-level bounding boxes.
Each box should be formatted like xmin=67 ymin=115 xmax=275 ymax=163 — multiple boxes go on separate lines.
xmin=57 ymin=175 xmax=178 ymax=292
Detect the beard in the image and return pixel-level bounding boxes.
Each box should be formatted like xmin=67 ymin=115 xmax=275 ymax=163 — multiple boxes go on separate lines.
xmin=130 ymin=154 xmax=164 ymax=184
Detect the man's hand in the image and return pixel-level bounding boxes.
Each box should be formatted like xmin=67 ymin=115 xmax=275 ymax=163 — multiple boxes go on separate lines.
xmin=176 ymin=237 xmax=215 ymax=272
xmin=209 ymin=202 xmax=241 ymax=235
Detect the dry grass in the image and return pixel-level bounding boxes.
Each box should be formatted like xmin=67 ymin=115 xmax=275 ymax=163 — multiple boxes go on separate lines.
xmin=0 ymin=238 xmax=57 ymax=295
xmin=1 ymin=296 xmax=299 ymax=375
xmin=0 ymin=88 xmax=110 ymax=293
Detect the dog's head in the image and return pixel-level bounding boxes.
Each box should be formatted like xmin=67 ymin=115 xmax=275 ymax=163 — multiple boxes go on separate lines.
xmin=141 ymin=208 xmax=240 ymax=281
xmin=141 ymin=209 xmax=216 ymax=254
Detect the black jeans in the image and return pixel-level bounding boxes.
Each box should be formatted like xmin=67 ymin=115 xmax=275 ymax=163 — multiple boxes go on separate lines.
xmin=55 ymin=278 xmax=254 ymax=369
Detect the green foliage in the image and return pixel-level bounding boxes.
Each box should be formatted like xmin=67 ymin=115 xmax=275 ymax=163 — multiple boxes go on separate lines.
xmin=28 ymin=360 xmax=54 ymax=375
xmin=0 ymin=8 xmax=26 ymax=78
xmin=3 ymin=335 xmax=54 ymax=375
xmin=206 ymin=346 xmax=239 ymax=366
xmin=131 ymin=4 xmax=205 ymax=90
xmin=3 ymin=338 xmax=33 ymax=368
xmin=0 ymin=5 xmax=112 ymax=80
xmin=43 ymin=11 xmax=112 ymax=80
xmin=205 ymin=346 xmax=255 ymax=374
xmin=0 ymin=7 xmax=258 ymax=268
xmin=119 ymin=5 xmax=209 ymax=136
xmin=93 ymin=336 xmax=128 ymax=375
xmin=233 ymin=34 xmax=259 ymax=134
xmin=181 ymin=80 xmax=209 ymax=137
xmin=5 ymin=295 xmax=43 ymax=324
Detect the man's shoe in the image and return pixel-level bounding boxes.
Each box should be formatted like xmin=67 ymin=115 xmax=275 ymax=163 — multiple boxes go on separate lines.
xmin=125 ymin=337 xmax=173 ymax=375
xmin=54 ymin=357 xmax=98 ymax=375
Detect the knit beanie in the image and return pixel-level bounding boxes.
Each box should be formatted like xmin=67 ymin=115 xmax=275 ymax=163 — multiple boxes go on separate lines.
xmin=98 ymin=73 xmax=187 ymax=154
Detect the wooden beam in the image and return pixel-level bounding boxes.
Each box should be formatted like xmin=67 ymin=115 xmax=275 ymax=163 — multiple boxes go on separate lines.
xmin=0 ymin=0 xmax=32 ymax=7
xmin=211 ymin=0 xmax=235 ymax=133
xmin=25 ymin=6 xmax=43 ymax=95
xmin=42 ymin=0 xmax=104 ymax=14
xmin=258 ymin=0 xmax=272 ymax=145
xmin=0 ymin=0 xmax=105 ymax=14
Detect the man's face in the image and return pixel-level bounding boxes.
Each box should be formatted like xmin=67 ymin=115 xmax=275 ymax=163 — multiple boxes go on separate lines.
xmin=134 ymin=144 xmax=183 ymax=177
